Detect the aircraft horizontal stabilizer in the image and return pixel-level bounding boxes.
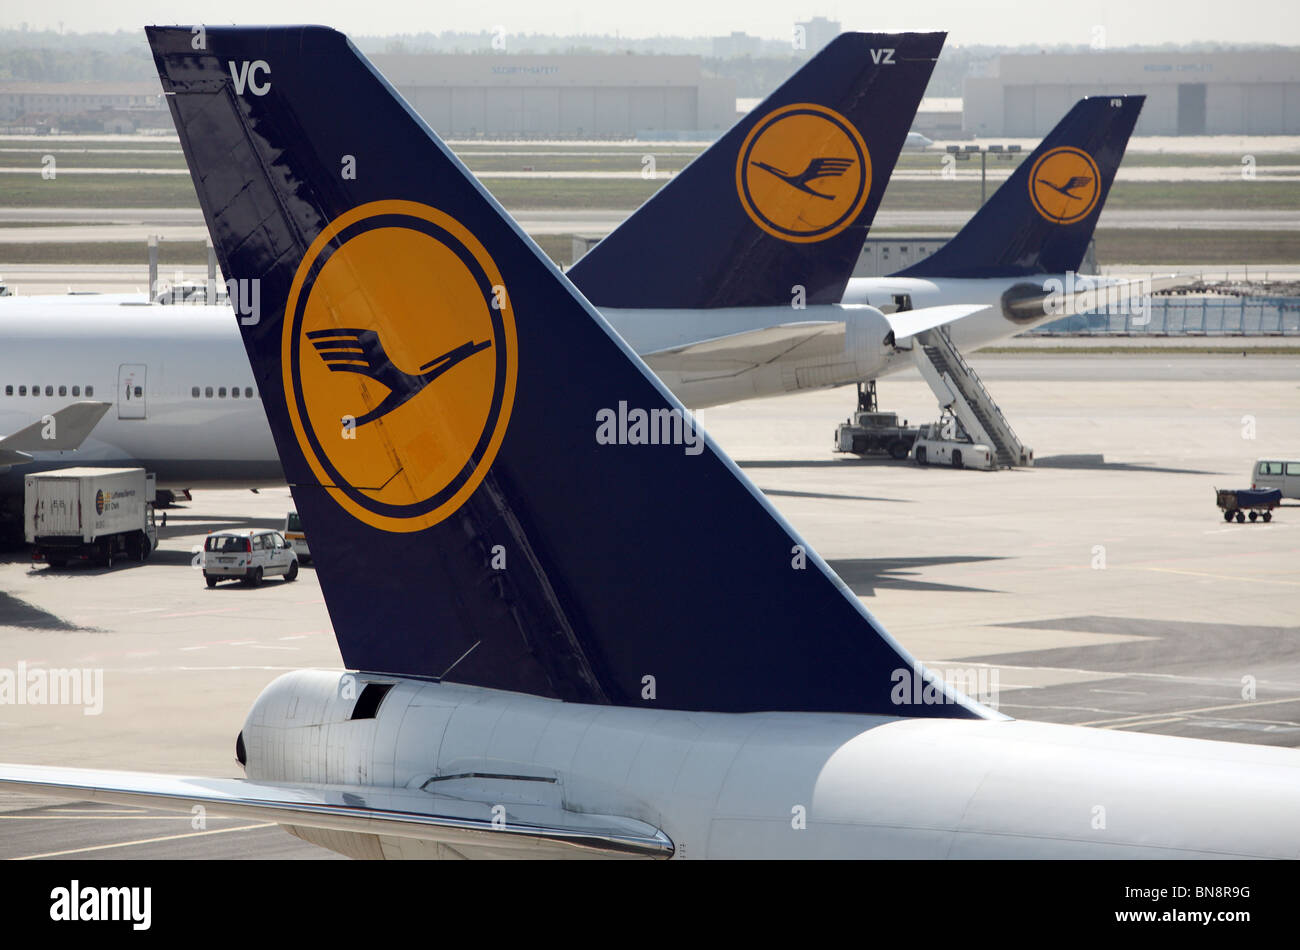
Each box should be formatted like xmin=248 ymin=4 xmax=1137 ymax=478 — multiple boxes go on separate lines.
xmin=0 ymin=400 xmax=110 ymax=465
xmin=0 ymin=763 xmax=673 ymax=859
xmin=641 ymin=305 xmax=993 ymax=376
xmin=884 ymin=304 xmax=991 ymax=342
xmin=642 ymin=321 xmax=843 ymax=373
xmin=1000 ymin=274 xmax=1188 ymax=323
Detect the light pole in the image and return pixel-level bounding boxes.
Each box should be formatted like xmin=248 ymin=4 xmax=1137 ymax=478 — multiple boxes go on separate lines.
xmin=946 ymin=143 xmax=1023 ymax=205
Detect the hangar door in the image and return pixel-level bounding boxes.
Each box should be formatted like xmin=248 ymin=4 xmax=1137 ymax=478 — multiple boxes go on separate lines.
xmin=1178 ymin=84 xmax=1206 ymax=135
xmin=1003 ymin=86 xmax=1037 ymax=136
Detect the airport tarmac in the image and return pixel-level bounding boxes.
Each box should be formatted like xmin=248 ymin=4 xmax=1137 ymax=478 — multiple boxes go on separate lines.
xmin=0 ymin=352 xmax=1296 ymax=858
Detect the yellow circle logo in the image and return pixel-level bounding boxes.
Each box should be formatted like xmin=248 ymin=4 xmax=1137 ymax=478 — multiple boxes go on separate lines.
xmin=735 ymin=103 xmax=871 ymax=243
xmin=283 ymin=200 xmax=516 ymax=533
xmin=1028 ymin=147 xmax=1101 ymax=225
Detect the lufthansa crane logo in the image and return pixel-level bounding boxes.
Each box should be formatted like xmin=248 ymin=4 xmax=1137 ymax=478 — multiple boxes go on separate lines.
xmin=735 ymin=103 xmax=871 ymax=243
xmin=95 ymin=490 xmax=105 ymax=516
xmin=283 ymin=200 xmax=517 ymax=533
xmin=1028 ymin=147 xmax=1101 ymax=225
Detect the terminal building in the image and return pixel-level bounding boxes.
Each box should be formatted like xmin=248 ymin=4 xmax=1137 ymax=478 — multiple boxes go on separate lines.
xmin=369 ymin=53 xmax=736 ymax=138
xmin=964 ymin=50 xmax=1300 ymax=136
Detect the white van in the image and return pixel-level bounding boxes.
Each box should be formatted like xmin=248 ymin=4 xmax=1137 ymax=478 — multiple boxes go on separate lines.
xmin=1252 ymin=459 xmax=1300 ymax=500
xmin=203 ymin=528 xmax=299 ymax=587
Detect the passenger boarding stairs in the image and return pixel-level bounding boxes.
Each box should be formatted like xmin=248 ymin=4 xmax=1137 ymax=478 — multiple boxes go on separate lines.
xmin=913 ymin=327 xmax=1033 ymax=468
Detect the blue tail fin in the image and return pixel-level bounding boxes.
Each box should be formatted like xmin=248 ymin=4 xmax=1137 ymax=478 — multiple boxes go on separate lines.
xmin=146 ymin=25 xmax=985 ymax=719
xmin=567 ymin=32 xmax=944 ymax=309
xmin=896 ymin=95 xmax=1144 ymax=279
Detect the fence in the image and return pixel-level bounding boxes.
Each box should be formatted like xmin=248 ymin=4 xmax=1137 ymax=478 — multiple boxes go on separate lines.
xmin=1031 ymin=295 xmax=1300 ymax=335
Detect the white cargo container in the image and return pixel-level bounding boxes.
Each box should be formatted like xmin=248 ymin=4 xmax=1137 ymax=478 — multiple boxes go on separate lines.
xmin=24 ymin=467 xmax=158 ymax=568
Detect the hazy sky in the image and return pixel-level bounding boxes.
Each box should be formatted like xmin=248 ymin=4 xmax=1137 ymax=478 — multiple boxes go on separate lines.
xmin=2 ymin=0 xmax=1298 ymax=47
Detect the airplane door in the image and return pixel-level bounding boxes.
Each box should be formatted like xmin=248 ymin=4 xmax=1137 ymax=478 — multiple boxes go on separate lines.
xmin=118 ymin=364 xmax=147 ymax=420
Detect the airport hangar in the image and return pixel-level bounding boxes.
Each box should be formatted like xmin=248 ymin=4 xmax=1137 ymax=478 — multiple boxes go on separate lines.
xmin=368 ymin=52 xmax=737 ymax=138
xmin=963 ymin=49 xmax=1300 ymax=136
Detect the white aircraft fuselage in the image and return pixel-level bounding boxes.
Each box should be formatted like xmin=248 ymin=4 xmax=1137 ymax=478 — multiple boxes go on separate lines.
xmin=0 ymin=273 xmax=1082 ymax=486
xmin=245 ymin=669 xmax=1300 ymax=859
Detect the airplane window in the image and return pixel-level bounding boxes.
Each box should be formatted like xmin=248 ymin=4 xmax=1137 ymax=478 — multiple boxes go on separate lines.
xmin=3 ymin=386 xmax=10 ymax=396
xmin=45 ymin=385 xmax=53 ymax=396
xmin=205 ymin=387 xmax=213 ymax=398
xmin=58 ymin=385 xmax=67 ymax=397
xmin=18 ymin=386 xmax=26 ymax=396
xmin=245 ymin=387 xmax=254 ymax=398
xmin=218 ymin=387 xmax=227 ymax=398
xmin=31 ymin=385 xmax=39 ymax=396
xmin=85 ymin=385 xmax=93 ymax=397
xmin=192 ymin=387 xmax=200 ymax=398
xmin=133 ymin=386 xmax=142 ymax=398
xmin=71 ymin=386 xmax=80 ymax=396
xmin=231 ymin=385 xmax=241 ymax=398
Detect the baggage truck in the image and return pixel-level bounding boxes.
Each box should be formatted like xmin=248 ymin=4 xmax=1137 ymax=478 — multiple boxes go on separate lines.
xmin=24 ymin=467 xmax=158 ymax=568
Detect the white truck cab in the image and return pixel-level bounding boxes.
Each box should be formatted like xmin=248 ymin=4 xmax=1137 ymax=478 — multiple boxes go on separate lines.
xmin=911 ymin=416 xmax=996 ymax=471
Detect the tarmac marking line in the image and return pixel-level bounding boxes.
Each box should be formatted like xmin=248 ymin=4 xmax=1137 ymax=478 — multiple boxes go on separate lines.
xmin=11 ymin=822 xmax=278 ymax=859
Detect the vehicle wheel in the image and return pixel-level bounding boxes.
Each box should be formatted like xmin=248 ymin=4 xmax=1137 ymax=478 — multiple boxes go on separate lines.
xmin=103 ymin=549 xmax=114 ymax=569
xmin=1249 ymin=510 xmax=1258 ymax=522
xmin=916 ymin=447 xmax=928 ymax=466
xmin=47 ymin=559 xmax=67 ymax=569
xmin=1236 ymin=511 xmax=1246 ymax=523
xmin=285 ymin=561 xmax=299 ymax=582
xmin=250 ymin=566 xmax=263 ymax=587
xmin=952 ymin=450 xmax=963 ymax=470
xmin=1263 ymin=512 xmax=1273 ymax=522
xmin=136 ymin=537 xmax=151 ymax=561
xmin=889 ymin=441 xmax=910 ymax=460
xmin=1223 ymin=509 xmax=1234 ymax=522
xmin=205 ymin=575 xmax=218 ymax=588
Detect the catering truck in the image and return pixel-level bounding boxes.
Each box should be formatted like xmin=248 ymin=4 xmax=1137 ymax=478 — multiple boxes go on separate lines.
xmin=24 ymin=467 xmax=158 ymax=568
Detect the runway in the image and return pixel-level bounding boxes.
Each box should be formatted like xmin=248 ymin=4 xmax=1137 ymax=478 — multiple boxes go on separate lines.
xmin=0 ymin=351 xmax=1296 ymax=857
xmin=5 ymin=207 xmax=1300 ymax=250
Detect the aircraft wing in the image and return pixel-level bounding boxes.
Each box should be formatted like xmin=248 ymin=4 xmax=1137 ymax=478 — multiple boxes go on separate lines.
xmin=0 ymin=400 xmax=111 ymax=465
xmin=641 ymin=321 xmax=844 ymax=373
xmin=0 ymin=763 xmax=673 ymax=860
xmin=641 ymin=305 xmax=998 ymax=376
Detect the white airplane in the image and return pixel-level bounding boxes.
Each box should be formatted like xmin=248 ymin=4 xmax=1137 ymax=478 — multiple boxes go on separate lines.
xmin=2 ymin=25 xmax=1296 ymax=860
xmin=0 ymin=294 xmax=280 ymax=506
